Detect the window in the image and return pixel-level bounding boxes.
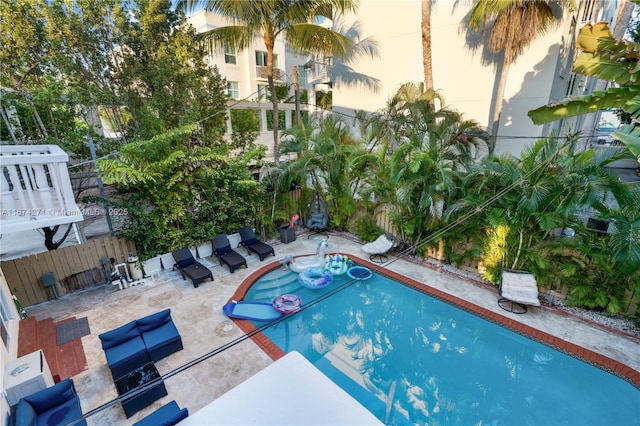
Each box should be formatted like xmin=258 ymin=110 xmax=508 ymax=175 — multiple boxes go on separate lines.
xmin=224 ymin=47 xmax=237 ymax=64
xmin=227 ymin=82 xmax=239 ymax=99
xmin=255 ymin=51 xmax=277 ymax=68
xmin=257 ymin=84 xmax=269 ymax=100
xmin=297 ymin=66 xmax=308 ymax=88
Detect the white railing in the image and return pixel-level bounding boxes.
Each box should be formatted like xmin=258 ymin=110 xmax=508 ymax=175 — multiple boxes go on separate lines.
xmin=0 ymin=145 xmax=83 ymax=234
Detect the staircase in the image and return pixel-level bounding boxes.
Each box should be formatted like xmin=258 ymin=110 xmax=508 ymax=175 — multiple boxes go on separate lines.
xmin=17 ymin=316 xmax=88 ymax=382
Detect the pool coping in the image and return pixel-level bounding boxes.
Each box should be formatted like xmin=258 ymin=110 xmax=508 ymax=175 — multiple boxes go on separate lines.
xmin=227 ymin=254 xmax=640 ymax=390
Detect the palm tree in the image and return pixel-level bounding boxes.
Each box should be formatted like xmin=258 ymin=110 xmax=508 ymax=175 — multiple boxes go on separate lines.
xmin=363 ymin=83 xmax=490 ymax=253
xmin=280 ymin=115 xmax=367 ymax=229
xmin=183 ymin=0 xmax=358 ymax=165
xmin=421 ymin=0 xmax=433 ymax=90
xmin=529 ymin=20 xmax=640 ymax=160
xmin=468 ymin=0 xmax=574 ymax=145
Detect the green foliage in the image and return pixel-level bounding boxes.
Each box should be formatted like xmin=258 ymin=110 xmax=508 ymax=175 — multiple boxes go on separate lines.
xmin=229 ymin=109 xmax=260 ymax=151
xmin=529 ymin=21 xmax=640 ymax=160
xmin=280 ymin=115 xmax=369 ymax=230
xmin=98 ymin=125 xmax=268 ymax=258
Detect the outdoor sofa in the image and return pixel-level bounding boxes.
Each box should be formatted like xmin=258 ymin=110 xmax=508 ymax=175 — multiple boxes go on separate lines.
xmin=99 ymin=309 xmax=183 ymax=379
xmin=132 ymin=400 xmax=189 ymax=426
xmin=15 ymin=378 xmax=86 ymax=426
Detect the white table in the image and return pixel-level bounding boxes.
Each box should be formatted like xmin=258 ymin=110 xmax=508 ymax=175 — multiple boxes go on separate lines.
xmin=4 ymin=350 xmax=54 ymax=406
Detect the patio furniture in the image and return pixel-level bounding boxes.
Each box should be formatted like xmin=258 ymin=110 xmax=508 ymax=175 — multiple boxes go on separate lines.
xmin=137 ymin=309 xmax=183 ymax=362
xmin=498 ymin=269 xmax=541 ymax=314
xmin=305 ymin=193 xmax=330 ymax=239
xmin=238 ymin=227 xmax=275 ymax=261
xmin=212 ymin=234 xmax=248 ymax=273
xmin=362 ymin=234 xmax=395 ymax=263
xmin=98 ymin=320 xmax=150 ymax=380
xmin=132 ymin=400 xmax=188 ymax=426
xmin=115 ymin=362 xmax=167 ymax=418
xmin=171 ymin=247 xmax=214 ymax=288
xmin=15 ymin=378 xmax=86 ymax=426
xmin=98 ymin=309 xmax=183 ymax=379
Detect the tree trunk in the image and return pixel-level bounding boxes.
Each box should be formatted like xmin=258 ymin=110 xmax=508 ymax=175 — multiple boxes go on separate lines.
xmin=42 ymin=224 xmax=74 ymax=250
xmin=421 ymin=0 xmax=433 ymax=91
xmin=265 ymin=37 xmax=280 ymax=165
xmin=490 ymin=52 xmax=511 ymax=146
xmin=0 ymin=105 xmax=20 ymax=144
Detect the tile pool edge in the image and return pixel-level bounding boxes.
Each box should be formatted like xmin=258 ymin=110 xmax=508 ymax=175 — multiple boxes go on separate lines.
xmin=228 ymin=255 xmax=640 ymax=389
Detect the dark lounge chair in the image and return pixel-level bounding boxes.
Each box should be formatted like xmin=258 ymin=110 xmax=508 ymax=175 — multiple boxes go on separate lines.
xmin=238 ymin=227 xmax=276 ymax=261
xmin=212 ymin=234 xmax=248 ymax=273
xmin=171 ymin=247 xmax=214 ymax=288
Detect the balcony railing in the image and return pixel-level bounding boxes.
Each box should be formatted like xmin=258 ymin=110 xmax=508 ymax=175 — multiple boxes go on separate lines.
xmin=256 ymin=66 xmax=285 ymax=80
xmin=1 ymin=145 xmax=83 ymax=234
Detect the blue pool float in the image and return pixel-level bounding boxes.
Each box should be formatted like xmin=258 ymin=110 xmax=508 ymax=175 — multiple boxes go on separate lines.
xmin=347 ymin=266 xmax=373 ymax=280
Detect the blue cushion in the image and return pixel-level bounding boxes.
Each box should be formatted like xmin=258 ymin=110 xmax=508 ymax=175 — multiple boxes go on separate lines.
xmin=244 ymin=237 xmax=259 ymax=245
xmin=104 ymin=336 xmax=146 ymax=367
xmin=23 ymin=379 xmax=75 ymax=413
xmin=133 ymin=401 xmax=188 ymax=426
xmin=164 ymin=408 xmax=189 ymax=425
xmin=177 ymin=257 xmax=195 ymax=268
xmin=141 ymin=321 xmax=180 ymax=352
xmin=137 ymin=309 xmax=171 ymax=333
xmin=38 ymin=398 xmax=84 ymax=426
xmin=15 ymin=399 xmax=37 ymax=426
xmin=98 ymin=321 xmax=140 ymax=350
xmin=216 ymin=244 xmax=232 ymax=254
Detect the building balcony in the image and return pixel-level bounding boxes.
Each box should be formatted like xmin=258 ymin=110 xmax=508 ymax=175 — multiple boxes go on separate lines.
xmin=256 ymin=66 xmax=285 ymax=81
xmin=1 ymin=145 xmax=83 ymax=234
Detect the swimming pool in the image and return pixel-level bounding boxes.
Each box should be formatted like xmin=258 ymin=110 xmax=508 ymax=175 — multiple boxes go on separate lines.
xmin=240 ymin=264 xmax=640 ymax=425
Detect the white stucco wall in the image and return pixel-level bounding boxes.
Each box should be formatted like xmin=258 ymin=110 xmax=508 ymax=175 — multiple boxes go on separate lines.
xmin=0 ymin=266 xmax=20 ymax=425
xmin=333 ymin=0 xmax=578 ymax=158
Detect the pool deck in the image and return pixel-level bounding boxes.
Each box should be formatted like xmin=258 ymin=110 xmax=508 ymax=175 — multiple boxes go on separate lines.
xmin=22 ymin=232 xmax=640 ymax=425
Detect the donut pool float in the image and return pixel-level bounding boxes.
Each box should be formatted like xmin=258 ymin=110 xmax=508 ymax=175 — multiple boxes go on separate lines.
xmin=347 ymin=266 xmax=373 ymax=280
xmin=272 ymin=294 xmax=303 ymax=314
xmin=298 ymin=267 xmax=334 ymax=289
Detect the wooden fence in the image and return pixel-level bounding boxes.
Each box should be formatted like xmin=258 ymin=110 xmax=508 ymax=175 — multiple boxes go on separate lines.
xmin=1 ymin=236 xmax=136 ymax=307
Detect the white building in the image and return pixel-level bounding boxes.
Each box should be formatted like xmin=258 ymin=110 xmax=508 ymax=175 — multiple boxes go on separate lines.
xmin=332 ymin=0 xmax=628 ymax=158
xmin=192 ymin=2 xmax=634 ymax=161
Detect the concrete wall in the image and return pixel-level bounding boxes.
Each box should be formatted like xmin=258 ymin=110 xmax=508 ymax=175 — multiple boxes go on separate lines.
xmin=0 ymin=266 xmax=21 ymax=426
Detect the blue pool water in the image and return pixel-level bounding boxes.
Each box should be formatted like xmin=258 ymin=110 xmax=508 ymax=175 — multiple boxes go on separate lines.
xmin=244 ymin=267 xmax=640 ymax=425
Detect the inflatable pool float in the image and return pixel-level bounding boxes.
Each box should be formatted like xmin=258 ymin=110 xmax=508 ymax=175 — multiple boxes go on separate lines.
xmin=272 ymin=294 xmax=303 ymax=314
xmin=347 ymin=266 xmax=373 ymax=280
xmin=325 ymin=254 xmax=348 ymax=275
xmin=289 ymin=239 xmax=330 ymax=273
xmin=298 ymin=267 xmax=333 ymax=289
xmin=222 ymin=300 xmax=283 ymax=322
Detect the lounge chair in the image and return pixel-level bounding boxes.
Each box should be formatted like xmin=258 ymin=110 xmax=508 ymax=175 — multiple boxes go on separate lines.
xmin=171 ymin=248 xmax=214 ymax=288
xmin=497 ymin=269 xmax=541 ymax=314
xmin=212 ymin=234 xmax=248 ymax=273
xmin=239 ymin=227 xmax=276 ymax=261
xmin=362 ymin=234 xmax=395 ymax=263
